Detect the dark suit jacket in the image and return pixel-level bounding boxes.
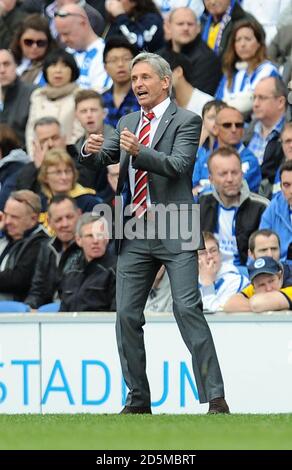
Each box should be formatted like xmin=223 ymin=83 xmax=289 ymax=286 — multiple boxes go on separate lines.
xmin=79 ymin=101 xmax=202 ymax=253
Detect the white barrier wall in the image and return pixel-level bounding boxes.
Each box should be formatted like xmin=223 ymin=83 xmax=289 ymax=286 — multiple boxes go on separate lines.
xmin=0 ymin=313 xmax=292 ymax=414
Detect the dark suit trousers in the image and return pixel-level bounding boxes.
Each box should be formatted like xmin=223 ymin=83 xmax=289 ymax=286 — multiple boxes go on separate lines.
xmin=116 ymin=237 xmax=225 ymax=407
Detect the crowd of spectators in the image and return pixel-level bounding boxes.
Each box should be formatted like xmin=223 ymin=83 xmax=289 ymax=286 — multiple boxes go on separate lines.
xmin=1 ymin=0 xmax=292 ymax=313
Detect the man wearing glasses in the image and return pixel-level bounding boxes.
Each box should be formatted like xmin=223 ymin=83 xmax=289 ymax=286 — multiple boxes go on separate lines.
xmin=54 ymin=3 xmax=110 ymax=92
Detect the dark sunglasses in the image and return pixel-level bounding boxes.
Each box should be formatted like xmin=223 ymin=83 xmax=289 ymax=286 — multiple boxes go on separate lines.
xmin=23 ymin=38 xmax=48 ymax=48
xmin=220 ymin=122 xmax=244 ymax=129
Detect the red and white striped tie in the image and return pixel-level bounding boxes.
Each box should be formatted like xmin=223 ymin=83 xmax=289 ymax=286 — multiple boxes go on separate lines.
xmin=132 ymin=111 xmax=155 ymax=218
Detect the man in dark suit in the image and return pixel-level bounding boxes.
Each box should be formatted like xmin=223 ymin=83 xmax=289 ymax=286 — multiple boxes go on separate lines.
xmin=80 ymin=52 xmax=229 ymax=415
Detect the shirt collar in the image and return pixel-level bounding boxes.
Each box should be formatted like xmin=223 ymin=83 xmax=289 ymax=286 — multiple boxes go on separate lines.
xmin=141 ymin=97 xmax=171 ymax=120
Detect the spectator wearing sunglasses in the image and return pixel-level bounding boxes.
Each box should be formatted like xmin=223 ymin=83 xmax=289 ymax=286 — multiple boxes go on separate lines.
xmin=215 ymin=18 xmax=280 ymax=115
xmin=10 ymin=14 xmax=57 ymax=86
xmin=193 ymin=106 xmax=261 ymax=195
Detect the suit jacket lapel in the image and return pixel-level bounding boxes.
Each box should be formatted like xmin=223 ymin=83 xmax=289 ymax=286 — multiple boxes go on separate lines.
xmin=151 ymin=101 xmax=177 ymax=149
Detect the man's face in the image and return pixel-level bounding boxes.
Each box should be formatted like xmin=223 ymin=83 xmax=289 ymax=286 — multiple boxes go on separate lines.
xmin=281 ymin=170 xmax=292 ymax=205
xmin=76 ymin=98 xmax=105 ymax=134
xmin=55 ymin=15 xmax=85 ymax=50
xmin=0 ymin=49 xmax=16 ymax=86
xmin=251 ymin=234 xmax=280 ymax=261
xmin=34 ymin=123 xmax=65 ymax=153
xmin=204 ymin=0 xmax=231 ymax=17
xmin=209 ymin=154 xmax=242 ymax=200
xmin=281 ymin=128 xmax=292 ymax=161
xmin=104 ymin=47 xmax=133 ymax=85
xmin=76 ymin=221 xmax=109 ymax=262
xmin=4 ymin=198 xmax=36 ymax=240
xmin=48 ymin=199 xmax=80 ymax=244
xmin=131 ymin=62 xmax=169 ymax=112
xmin=215 ymin=108 xmax=244 ymax=146
xmin=168 ymin=8 xmax=199 ymax=47
xmin=253 ymin=272 xmax=282 ymax=294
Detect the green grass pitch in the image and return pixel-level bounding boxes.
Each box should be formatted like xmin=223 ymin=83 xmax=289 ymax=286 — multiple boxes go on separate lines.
xmin=0 ymin=414 xmax=292 ymax=450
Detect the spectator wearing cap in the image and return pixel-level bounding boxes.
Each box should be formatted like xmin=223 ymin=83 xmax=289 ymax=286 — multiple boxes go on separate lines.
xmin=225 ymin=228 xmax=292 ymax=310
xmin=224 ymin=256 xmax=292 ymax=312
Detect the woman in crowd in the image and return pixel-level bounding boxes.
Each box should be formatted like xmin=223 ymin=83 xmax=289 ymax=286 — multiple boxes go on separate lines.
xmin=215 ymin=18 xmax=279 ymax=114
xmin=37 ymin=148 xmax=101 ymax=229
xmin=0 ymin=124 xmax=31 ymax=211
xmin=105 ymin=0 xmax=164 ymax=52
xmin=10 ymin=13 xmax=56 ymax=86
xmin=25 ymin=48 xmax=83 ymax=156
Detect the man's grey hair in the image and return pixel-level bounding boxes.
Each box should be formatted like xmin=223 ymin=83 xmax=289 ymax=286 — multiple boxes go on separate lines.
xmin=130 ymin=52 xmax=172 ymax=95
xmin=76 ymin=213 xmax=109 ymax=238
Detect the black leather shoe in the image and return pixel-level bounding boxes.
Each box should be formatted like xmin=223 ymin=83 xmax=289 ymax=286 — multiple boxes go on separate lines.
xmin=120 ymin=406 xmax=152 ymax=414
xmin=208 ymin=397 xmax=230 ymax=414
